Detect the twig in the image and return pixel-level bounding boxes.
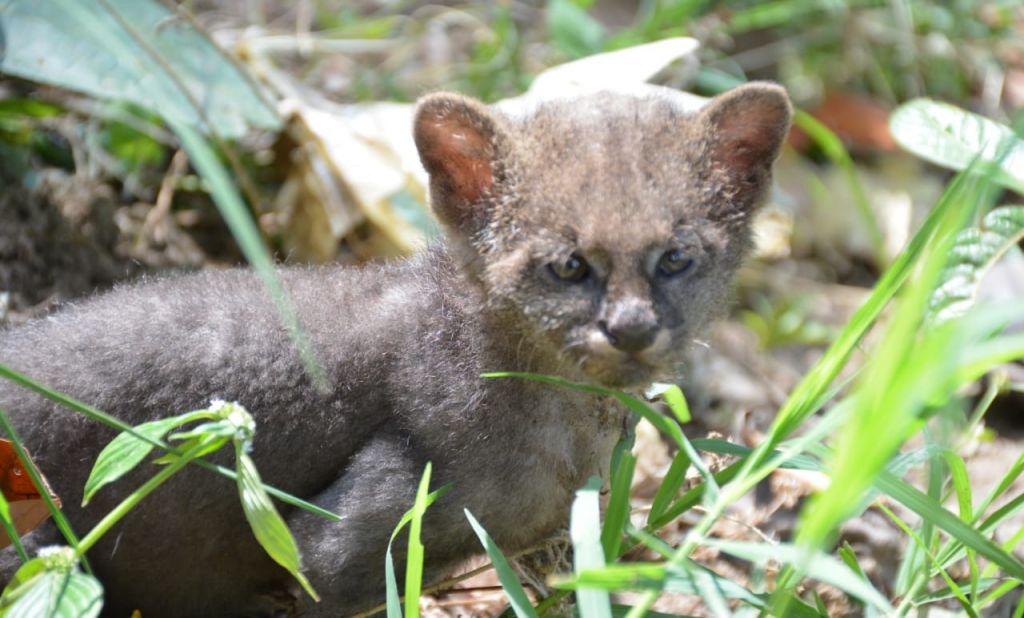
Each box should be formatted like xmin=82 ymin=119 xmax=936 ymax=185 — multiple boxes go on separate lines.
xmin=141 ymin=148 xmax=189 ymax=243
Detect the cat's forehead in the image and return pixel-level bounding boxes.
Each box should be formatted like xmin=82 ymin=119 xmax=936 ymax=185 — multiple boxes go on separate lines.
xmin=498 ymin=92 xmax=710 ymax=243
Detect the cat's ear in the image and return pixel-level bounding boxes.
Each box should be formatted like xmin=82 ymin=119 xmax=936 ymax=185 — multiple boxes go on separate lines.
xmin=700 ymin=82 xmax=792 ymax=179
xmin=414 ymin=93 xmax=508 ymax=233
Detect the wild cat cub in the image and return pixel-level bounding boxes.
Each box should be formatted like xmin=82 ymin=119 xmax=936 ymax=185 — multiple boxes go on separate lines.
xmin=0 ymin=83 xmax=790 ymax=616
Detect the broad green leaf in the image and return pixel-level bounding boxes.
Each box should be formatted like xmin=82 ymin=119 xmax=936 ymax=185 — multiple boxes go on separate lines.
xmin=83 ymin=411 xmax=208 ymax=505
xmin=235 ymin=449 xmax=317 ymax=601
xmin=571 ymin=477 xmax=611 ymax=618
xmin=890 ymin=99 xmax=1024 ymax=193
xmin=0 ymin=0 xmax=279 ymax=138
xmin=705 ymin=539 xmax=893 ymax=614
xmin=404 ymin=463 xmax=433 ymax=618
xmin=0 ymin=550 xmax=102 ymax=618
xmin=930 ymin=206 xmax=1024 ymax=324
xmin=465 ymin=510 xmax=539 ymax=618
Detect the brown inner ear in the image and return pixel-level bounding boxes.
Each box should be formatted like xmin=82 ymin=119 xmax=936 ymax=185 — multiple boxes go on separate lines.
xmin=415 ymin=106 xmax=496 ymax=228
xmin=704 ymin=85 xmax=791 ymax=175
xmin=714 ymin=113 xmax=785 ymax=172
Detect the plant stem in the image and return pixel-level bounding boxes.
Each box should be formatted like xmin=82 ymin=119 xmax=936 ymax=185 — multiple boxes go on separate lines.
xmin=76 ymin=441 xmax=209 ymax=556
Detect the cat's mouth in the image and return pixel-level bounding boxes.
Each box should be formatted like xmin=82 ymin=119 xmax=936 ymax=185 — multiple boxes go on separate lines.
xmin=578 ymin=350 xmax=673 ymax=388
xmin=557 ymin=326 xmax=677 ymax=388
xmin=585 ymin=360 xmax=662 ymax=388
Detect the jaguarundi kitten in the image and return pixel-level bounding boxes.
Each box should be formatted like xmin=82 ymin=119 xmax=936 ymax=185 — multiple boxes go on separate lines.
xmin=0 ymin=82 xmax=791 ymax=616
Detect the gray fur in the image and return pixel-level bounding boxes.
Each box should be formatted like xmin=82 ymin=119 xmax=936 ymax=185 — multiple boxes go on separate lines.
xmin=0 ymin=84 xmax=790 ymax=616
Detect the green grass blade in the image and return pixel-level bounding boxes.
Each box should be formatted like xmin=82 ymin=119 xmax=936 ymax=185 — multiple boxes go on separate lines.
xmin=746 ymin=167 xmax=978 ymax=472
xmin=465 ymin=510 xmax=539 ymax=618
xmin=875 ymin=470 xmax=1024 ymax=580
xmin=601 ymin=451 xmax=635 ymax=561
xmin=706 ymin=539 xmax=893 ymax=614
xmin=794 ymin=110 xmax=885 ymax=265
xmin=168 ymin=119 xmax=326 ymax=392
xmin=0 ymin=485 xmax=27 ymax=564
xmin=656 ymin=384 xmax=691 ymax=424
xmin=0 ymin=408 xmax=85 ymax=569
xmin=404 ymin=462 xmax=433 ymax=618
xmin=484 ymin=372 xmax=718 ymax=502
xmin=647 ymin=448 xmax=690 ymax=525
xmin=797 ymin=166 xmax=991 ymax=551
xmin=560 ymin=560 xmax=822 ymax=618
xmin=571 ymin=477 xmax=612 ymax=618
xmin=879 ymin=502 xmax=979 ymax=617
xmin=384 ymin=485 xmax=451 ymax=618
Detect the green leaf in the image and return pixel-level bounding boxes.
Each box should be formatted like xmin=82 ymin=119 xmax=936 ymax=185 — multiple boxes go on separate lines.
xmin=0 ymin=550 xmax=102 ymax=618
xmin=571 ymin=477 xmax=611 ymax=618
xmin=705 ymin=539 xmax=893 ymax=614
xmin=546 ymin=0 xmax=606 ymax=58
xmin=235 ymin=449 xmax=318 ymax=601
xmin=465 ymin=510 xmax=539 ymax=618
xmin=890 ymin=99 xmax=1024 ymax=193
xmin=83 ymin=411 xmax=207 ymax=505
xmin=0 ymin=365 xmax=339 ymax=522
xmin=656 ymin=383 xmax=691 ymax=424
xmin=930 ymin=206 xmax=1024 ymax=324
xmin=404 ymin=463 xmax=433 ymax=618
xmin=0 ymin=0 xmax=279 ymax=137
xmin=100 ymin=115 xmax=166 ymax=171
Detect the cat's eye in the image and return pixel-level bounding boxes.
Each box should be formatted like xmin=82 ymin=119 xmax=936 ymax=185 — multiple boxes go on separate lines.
xmin=548 ymin=253 xmax=590 ymax=282
xmin=657 ymin=249 xmax=694 ymax=277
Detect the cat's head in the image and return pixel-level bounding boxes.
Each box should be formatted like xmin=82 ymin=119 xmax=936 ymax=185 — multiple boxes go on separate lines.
xmin=414 ymin=84 xmax=791 ymax=388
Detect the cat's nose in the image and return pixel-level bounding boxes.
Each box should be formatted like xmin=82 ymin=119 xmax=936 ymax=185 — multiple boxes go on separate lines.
xmin=599 ymin=318 xmax=658 ymax=353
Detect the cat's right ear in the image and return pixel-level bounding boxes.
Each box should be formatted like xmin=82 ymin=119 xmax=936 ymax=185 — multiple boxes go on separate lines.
xmin=414 ymin=93 xmax=507 ymax=233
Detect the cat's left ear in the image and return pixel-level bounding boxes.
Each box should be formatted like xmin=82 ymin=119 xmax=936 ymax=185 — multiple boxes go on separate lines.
xmin=414 ymin=93 xmax=510 ymax=234
xmin=700 ymin=82 xmax=792 ymax=179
